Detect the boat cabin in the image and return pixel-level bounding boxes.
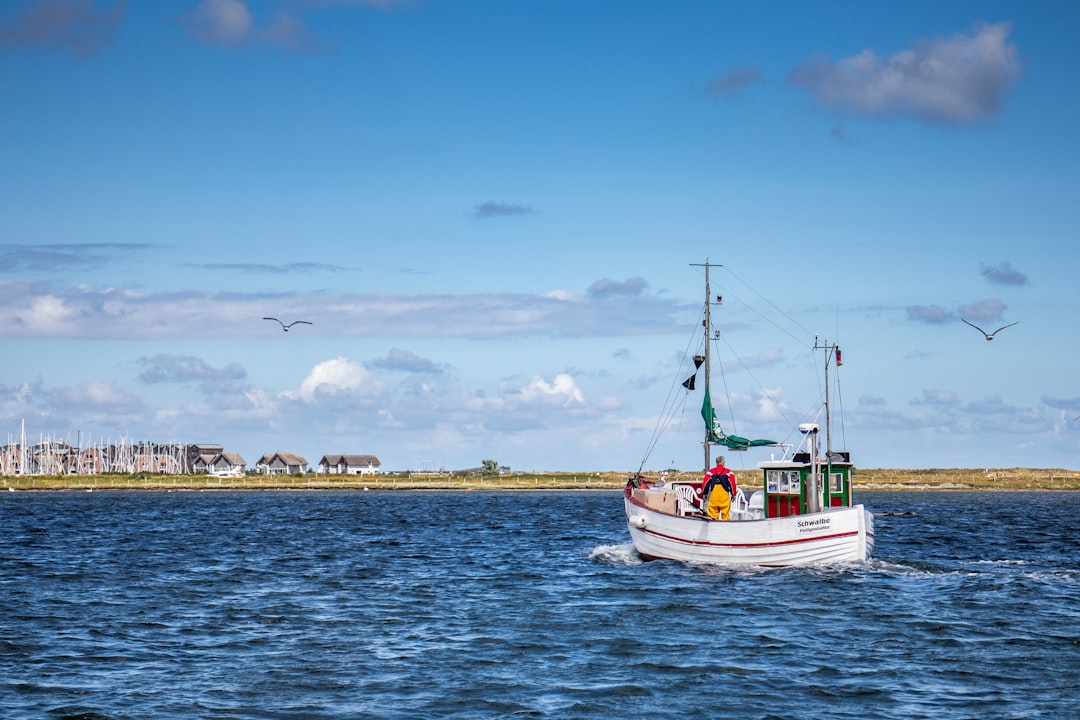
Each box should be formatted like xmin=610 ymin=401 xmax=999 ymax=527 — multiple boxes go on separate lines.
xmin=758 ymin=451 xmax=853 ymax=518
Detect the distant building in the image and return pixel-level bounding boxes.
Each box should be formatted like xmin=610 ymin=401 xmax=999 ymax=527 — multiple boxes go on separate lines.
xmin=1 ymin=444 xmax=23 ymax=475
xmin=130 ymin=443 xmax=186 ymax=474
xmin=0 ymin=429 xmax=233 ymax=477
xmin=74 ymin=447 xmax=108 ymax=474
xmin=186 ymin=444 xmax=223 ymax=468
xmin=317 ymin=454 xmax=381 ymax=476
xmin=192 ymin=451 xmax=247 ymax=476
xmin=255 ymin=451 xmax=309 ymax=475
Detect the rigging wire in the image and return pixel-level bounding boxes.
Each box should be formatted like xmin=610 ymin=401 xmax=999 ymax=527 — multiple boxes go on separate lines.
xmin=637 ymin=304 xmax=705 ymax=474
xmin=711 ymin=325 xmax=800 ymax=437
xmin=704 ymin=266 xmax=849 ymax=457
xmin=709 ymin=337 xmax=760 ymax=473
xmin=669 ymin=390 xmax=691 ymax=469
xmin=714 ymin=265 xmax=815 ymax=346
xmin=712 ymin=336 xmax=737 ymax=433
xmin=641 ymin=263 xmax=849 ymax=472
xmin=701 ymin=263 xmax=822 ymax=436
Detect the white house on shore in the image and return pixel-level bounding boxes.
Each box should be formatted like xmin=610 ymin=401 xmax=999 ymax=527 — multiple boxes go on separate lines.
xmin=317 ymin=454 xmax=381 ymax=476
xmin=255 ymin=451 xmax=309 ymax=475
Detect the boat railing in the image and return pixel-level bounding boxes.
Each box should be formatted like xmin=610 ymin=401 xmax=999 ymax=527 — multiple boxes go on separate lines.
xmin=732 ymin=488 xmax=748 ymax=514
xmin=632 ymin=479 xmax=770 ymax=521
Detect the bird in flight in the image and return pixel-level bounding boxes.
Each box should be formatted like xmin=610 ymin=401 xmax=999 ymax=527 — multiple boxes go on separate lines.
xmin=961 ymin=318 xmax=1018 ymax=341
xmin=263 ymin=317 xmax=312 ymax=332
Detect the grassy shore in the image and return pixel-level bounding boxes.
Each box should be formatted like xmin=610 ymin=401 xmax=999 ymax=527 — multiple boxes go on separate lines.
xmin=2 ymin=467 xmax=1078 ymax=491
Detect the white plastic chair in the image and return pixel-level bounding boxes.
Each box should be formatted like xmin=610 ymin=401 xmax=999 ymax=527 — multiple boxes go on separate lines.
xmin=675 ymin=485 xmax=701 ymax=516
xmin=740 ymin=491 xmax=765 ymax=520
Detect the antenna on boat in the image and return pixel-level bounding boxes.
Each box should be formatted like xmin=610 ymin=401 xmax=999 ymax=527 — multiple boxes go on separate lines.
xmin=813 ymin=335 xmax=838 ymax=456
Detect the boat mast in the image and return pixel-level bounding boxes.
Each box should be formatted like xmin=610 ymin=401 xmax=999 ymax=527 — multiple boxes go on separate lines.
xmin=694 ymin=261 xmax=716 ymax=473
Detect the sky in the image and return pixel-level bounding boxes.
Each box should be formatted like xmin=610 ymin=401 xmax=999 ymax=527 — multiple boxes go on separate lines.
xmin=2 ymin=0 xmax=1079 ymax=473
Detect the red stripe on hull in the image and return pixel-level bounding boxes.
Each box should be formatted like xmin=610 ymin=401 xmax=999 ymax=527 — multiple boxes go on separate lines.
xmin=639 ymin=527 xmax=862 ymax=549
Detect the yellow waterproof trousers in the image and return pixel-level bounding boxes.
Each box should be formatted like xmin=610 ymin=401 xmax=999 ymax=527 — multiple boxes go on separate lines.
xmin=706 ymin=487 xmax=731 ymax=521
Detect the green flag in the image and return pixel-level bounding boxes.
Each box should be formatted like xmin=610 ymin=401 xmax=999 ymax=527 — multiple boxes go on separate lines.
xmin=701 ymin=386 xmax=721 ymax=443
xmin=701 ymin=386 xmax=778 ymax=450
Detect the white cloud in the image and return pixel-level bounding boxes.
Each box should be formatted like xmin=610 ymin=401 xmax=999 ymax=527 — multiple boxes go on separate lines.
xmin=474 ymin=202 xmax=533 ymax=218
xmin=183 ymin=0 xmax=320 ymax=50
xmin=980 ymin=261 xmax=1028 ymax=286
xmin=740 ymin=348 xmax=785 ymax=370
xmin=518 ymin=373 xmax=585 ymax=407
xmin=288 ymin=357 xmax=379 ymax=402
xmin=588 ymin=277 xmax=649 ymax=298
xmin=907 ymin=304 xmax=955 ymax=324
xmin=367 ymin=348 xmax=442 ymax=374
xmin=0 ymin=0 xmax=126 ymax=56
xmin=189 ymin=0 xmax=254 ymax=45
xmin=0 ymin=378 xmax=144 ymax=429
xmin=959 ymin=298 xmax=1007 ymax=323
xmin=919 ymin=389 xmax=958 ymax=406
xmin=544 ymin=290 xmax=579 ymax=302
xmin=705 ymin=65 xmax=763 ymax=99
xmin=753 ymin=386 xmax=787 ymax=422
xmin=465 ymin=373 xmax=587 ymax=414
xmin=80 ymin=380 xmax=129 ymax=405
xmin=790 ymin=22 xmax=1021 ymax=124
xmin=0 ymin=280 xmax=686 ymax=340
xmin=27 ymin=295 xmax=75 ymax=331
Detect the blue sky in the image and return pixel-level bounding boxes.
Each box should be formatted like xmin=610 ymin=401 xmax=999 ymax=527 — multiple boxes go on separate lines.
xmin=2 ymin=0 xmax=1078 ymax=473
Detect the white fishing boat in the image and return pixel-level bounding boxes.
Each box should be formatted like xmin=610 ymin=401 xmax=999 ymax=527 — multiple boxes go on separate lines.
xmin=624 ymin=262 xmax=874 ymax=566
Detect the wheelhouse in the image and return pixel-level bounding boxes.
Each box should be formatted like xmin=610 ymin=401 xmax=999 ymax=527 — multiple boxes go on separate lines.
xmin=758 ymin=450 xmax=853 ymax=518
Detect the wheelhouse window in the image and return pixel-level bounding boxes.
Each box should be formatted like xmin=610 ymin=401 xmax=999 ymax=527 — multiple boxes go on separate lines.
xmin=830 ymin=472 xmax=844 ymax=493
xmin=767 ymin=469 xmax=802 ymax=494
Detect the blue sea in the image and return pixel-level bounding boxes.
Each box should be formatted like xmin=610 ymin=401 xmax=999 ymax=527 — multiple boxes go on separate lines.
xmin=2 ymin=490 xmax=1077 ymax=719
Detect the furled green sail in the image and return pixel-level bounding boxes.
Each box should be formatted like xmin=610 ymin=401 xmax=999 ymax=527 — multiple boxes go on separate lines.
xmin=701 ymin=387 xmax=778 ymax=450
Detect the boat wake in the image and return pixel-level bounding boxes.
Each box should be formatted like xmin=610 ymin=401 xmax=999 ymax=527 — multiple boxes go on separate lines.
xmin=589 ymin=543 xmax=643 ymax=566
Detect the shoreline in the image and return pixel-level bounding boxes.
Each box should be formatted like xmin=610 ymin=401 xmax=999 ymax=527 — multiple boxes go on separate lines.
xmin=2 ymin=467 xmax=1078 ymax=492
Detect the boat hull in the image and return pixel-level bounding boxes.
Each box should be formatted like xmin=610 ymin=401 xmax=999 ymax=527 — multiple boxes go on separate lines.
xmin=624 ymin=494 xmax=874 ymax=566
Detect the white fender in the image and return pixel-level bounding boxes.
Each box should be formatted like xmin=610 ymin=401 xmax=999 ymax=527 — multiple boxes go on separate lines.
xmin=628 ymin=515 xmax=647 ymax=529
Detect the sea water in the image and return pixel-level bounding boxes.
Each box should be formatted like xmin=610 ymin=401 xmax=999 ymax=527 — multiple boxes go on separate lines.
xmin=1 ymin=490 xmax=1077 ymax=719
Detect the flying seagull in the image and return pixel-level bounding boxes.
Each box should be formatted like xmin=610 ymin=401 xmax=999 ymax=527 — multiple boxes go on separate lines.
xmin=263 ymin=317 xmax=312 ymax=332
xmin=961 ymin=318 xmax=1018 ymax=341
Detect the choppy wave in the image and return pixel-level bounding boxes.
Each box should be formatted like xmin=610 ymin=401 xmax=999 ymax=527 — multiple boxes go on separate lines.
xmin=1 ymin=489 xmax=1078 ymax=720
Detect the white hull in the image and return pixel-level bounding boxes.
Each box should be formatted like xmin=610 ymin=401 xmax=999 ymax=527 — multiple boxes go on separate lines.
xmin=624 ymin=494 xmax=874 ymax=567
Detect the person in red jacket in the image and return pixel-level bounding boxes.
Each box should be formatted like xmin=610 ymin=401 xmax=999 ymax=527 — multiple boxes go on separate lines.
xmin=701 ymin=455 xmax=737 ymax=520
